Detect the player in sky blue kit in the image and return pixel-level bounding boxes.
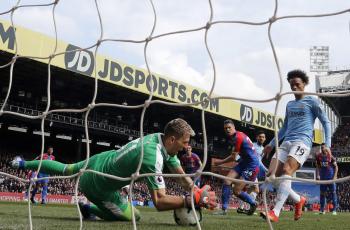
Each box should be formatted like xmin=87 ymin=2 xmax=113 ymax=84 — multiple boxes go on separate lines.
xmin=214 ymin=119 xmax=259 ymax=215
xmin=237 ymin=130 xmax=267 ymax=214
xmin=316 ymin=143 xmax=338 ymax=215
xmin=261 ymin=69 xmax=331 ymax=222
xmin=254 ymin=130 xmax=268 ymax=180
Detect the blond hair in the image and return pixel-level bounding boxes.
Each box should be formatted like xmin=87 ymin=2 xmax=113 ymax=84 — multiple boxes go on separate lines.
xmin=164 ymin=118 xmax=195 ymax=138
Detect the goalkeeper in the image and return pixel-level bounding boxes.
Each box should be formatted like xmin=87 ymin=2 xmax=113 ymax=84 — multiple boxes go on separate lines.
xmin=11 ymin=118 xmax=216 ymax=221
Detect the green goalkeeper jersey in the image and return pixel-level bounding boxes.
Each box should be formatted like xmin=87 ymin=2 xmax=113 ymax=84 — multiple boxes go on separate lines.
xmin=78 ymin=133 xmax=181 ymax=195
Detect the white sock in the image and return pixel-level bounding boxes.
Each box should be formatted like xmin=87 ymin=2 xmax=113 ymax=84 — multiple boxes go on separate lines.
xmin=273 ymin=175 xmax=292 ymax=217
xmin=289 ymin=188 xmax=301 ymax=203
xmin=250 ymin=192 xmax=257 ymax=201
xmin=239 ymin=199 xmax=244 ymax=209
xmin=272 ymin=175 xmax=300 ymax=203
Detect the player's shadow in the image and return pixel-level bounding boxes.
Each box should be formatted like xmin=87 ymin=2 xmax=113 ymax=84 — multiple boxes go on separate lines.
xmin=33 ymin=215 xmax=78 ymax=221
xmin=141 ymin=222 xmax=190 ymax=228
xmin=0 ymin=210 xmax=33 ymax=219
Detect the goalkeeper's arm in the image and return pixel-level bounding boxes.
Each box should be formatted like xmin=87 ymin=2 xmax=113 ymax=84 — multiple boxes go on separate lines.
xmin=150 ymin=185 xmax=216 ymax=211
xmin=169 ymin=166 xmax=194 ymax=191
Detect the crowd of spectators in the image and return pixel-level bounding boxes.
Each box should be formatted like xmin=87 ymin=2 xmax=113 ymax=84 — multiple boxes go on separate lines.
xmin=331 ymin=121 xmax=350 ymax=157
xmin=2 ymin=152 xmax=350 ymax=212
xmin=336 ymin=170 xmax=350 ymax=212
xmin=0 ymin=154 xmax=75 ymax=195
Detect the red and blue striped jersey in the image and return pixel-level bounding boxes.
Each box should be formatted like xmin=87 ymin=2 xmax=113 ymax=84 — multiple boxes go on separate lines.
xmin=35 ymin=153 xmax=55 ymax=161
xmin=227 ymin=131 xmax=259 ymax=165
xmin=180 ymin=153 xmax=201 ymax=174
xmin=316 ymin=152 xmax=335 ymax=179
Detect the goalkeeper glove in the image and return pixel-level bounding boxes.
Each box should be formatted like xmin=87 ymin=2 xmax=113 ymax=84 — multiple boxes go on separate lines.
xmin=193 ymin=185 xmax=217 ymax=210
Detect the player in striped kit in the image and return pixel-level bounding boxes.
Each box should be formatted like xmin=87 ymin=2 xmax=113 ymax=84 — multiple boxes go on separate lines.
xmin=24 ymin=170 xmax=37 ymax=201
xmin=30 ymin=146 xmax=55 ymax=204
xmin=213 ymin=119 xmax=260 ymax=215
xmin=180 ymin=145 xmax=202 ymax=186
xmin=316 ymin=143 xmax=338 ymax=215
xmin=237 ymin=130 xmax=267 ymax=214
xmin=12 ymin=119 xmax=216 ymax=222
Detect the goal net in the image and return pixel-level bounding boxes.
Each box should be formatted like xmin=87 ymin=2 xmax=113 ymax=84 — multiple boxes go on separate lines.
xmin=0 ymin=1 xmax=349 ymax=230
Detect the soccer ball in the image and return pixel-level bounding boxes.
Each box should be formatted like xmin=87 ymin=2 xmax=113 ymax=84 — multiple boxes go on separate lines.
xmin=173 ymin=207 xmax=202 ymax=226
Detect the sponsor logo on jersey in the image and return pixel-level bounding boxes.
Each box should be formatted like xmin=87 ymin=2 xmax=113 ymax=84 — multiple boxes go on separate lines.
xmin=288 ymin=111 xmax=305 ymax=117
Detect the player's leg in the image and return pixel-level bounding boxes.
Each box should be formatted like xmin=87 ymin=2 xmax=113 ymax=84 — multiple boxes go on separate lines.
xmin=41 ymin=181 xmax=48 ymax=204
xmin=213 ymin=169 xmax=238 ymax=215
xmin=35 ymin=172 xmax=49 ymax=204
xmin=237 ymin=200 xmax=245 ymax=213
xmin=261 ymin=141 xmax=291 ymax=222
xmin=319 ymin=184 xmax=326 ymax=214
xmin=12 ymin=157 xmax=94 ymax=176
xmin=232 ymin=180 xmax=252 ymax=203
xmin=249 ymin=183 xmax=259 ymax=212
xmin=79 ymin=191 xmax=141 ymax=221
xmin=328 ymin=183 xmax=338 ymax=215
xmin=238 ymin=180 xmax=259 ymax=214
xmin=235 ymin=164 xmax=259 ymax=215
xmin=272 ymin=157 xmax=301 ymax=217
xmin=274 ymin=142 xmax=310 ymax=220
xmin=271 ymin=156 xmax=305 ymax=220
xmin=250 ymin=179 xmax=259 ymax=204
xmin=30 ymin=182 xmax=39 ymax=204
xmin=24 ymin=190 xmax=29 ymax=201
xmin=237 ymin=185 xmax=249 ymax=214
xmin=219 ymin=169 xmax=237 ymax=214
xmin=266 ymin=154 xmax=285 ymax=178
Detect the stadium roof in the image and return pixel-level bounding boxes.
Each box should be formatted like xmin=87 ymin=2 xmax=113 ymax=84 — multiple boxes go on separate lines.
xmin=316 ymin=70 xmax=350 ymax=116
xmin=0 ymin=19 xmax=324 ymax=143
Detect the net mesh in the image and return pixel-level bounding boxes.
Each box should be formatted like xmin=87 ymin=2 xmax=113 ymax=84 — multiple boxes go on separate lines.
xmin=0 ymin=1 xmax=349 ymax=229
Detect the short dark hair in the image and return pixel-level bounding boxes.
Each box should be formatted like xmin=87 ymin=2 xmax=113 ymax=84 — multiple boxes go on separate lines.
xmin=287 ymin=69 xmax=309 ymax=85
xmin=164 ymin=118 xmax=195 ymax=138
xmin=255 ymin=130 xmax=265 ymax=136
xmin=224 ymin=119 xmax=235 ymax=126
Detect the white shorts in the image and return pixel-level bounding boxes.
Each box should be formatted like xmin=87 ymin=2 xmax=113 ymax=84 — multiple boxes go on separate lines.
xmin=272 ymin=141 xmax=310 ymax=166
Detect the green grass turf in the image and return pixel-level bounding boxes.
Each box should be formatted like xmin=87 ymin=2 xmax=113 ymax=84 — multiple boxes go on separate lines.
xmin=0 ymin=202 xmax=348 ymax=230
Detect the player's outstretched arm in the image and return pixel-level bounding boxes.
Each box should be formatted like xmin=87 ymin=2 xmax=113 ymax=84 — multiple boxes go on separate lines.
xmin=150 ymin=188 xmax=187 ymax=211
xmin=213 ymin=153 xmax=236 ymax=166
xmin=169 ymin=166 xmax=194 ymax=191
xmin=150 ymin=185 xmax=216 ymax=211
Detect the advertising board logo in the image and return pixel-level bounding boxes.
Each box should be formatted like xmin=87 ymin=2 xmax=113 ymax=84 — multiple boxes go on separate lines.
xmin=240 ymin=104 xmax=253 ymax=124
xmin=0 ymin=22 xmax=15 ymax=50
xmin=64 ymin=44 xmax=94 ymax=76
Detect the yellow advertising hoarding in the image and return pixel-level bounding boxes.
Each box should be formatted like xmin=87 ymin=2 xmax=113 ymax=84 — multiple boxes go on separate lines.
xmin=0 ymin=19 xmax=323 ymax=143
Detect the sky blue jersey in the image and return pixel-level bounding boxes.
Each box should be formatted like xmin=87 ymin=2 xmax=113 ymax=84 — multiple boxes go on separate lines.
xmin=253 ymin=142 xmax=264 ymax=161
xmin=269 ymin=96 xmax=331 ymax=148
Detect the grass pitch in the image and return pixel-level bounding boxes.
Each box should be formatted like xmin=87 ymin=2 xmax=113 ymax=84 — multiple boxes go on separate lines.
xmin=0 ymin=202 xmax=347 ymax=230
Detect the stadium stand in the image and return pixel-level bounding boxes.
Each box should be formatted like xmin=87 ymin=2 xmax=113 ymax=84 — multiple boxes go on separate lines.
xmin=0 ymin=20 xmax=349 ymax=215
xmin=2 ymin=148 xmax=350 ymax=211
xmin=332 ymin=118 xmax=350 ymax=157
xmin=337 ymin=169 xmax=350 ymax=212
